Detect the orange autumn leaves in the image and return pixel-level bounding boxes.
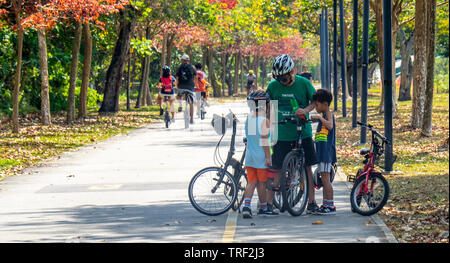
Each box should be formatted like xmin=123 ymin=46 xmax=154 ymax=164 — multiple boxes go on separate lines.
xmin=2 ymin=0 xmax=129 ymax=30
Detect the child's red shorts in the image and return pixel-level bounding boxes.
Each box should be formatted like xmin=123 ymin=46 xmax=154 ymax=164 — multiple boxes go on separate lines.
xmin=245 ymin=167 xmax=267 ymax=183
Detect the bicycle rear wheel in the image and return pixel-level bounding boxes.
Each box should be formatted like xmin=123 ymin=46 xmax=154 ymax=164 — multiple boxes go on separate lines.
xmin=188 ymin=167 xmax=238 ymax=216
xmin=280 ymin=151 xmax=309 ymax=216
xmin=350 ymin=172 xmax=389 ymax=216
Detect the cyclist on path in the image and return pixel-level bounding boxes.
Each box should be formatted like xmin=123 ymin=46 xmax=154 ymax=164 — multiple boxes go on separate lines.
xmin=242 ymin=90 xmax=273 ymax=218
xmin=157 ymin=66 xmax=176 ymax=121
xmin=194 ymin=63 xmax=208 ymax=118
xmin=175 ymin=54 xmax=197 ymax=124
xmin=266 ymin=54 xmax=320 ymax=215
xmin=310 ymin=89 xmax=337 ymax=215
xmin=246 ymin=70 xmax=257 ymax=94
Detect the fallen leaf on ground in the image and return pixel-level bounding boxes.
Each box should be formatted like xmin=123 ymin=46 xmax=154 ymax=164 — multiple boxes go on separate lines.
xmin=312 ymin=221 xmax=323 ymax=225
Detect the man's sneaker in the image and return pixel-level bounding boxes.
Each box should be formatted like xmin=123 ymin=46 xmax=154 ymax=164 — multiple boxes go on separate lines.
xmin=314 ymin=205 xmax=336 ymax=215
xmin=257 ymin=208 xmax=267 ymax=217
xmin=306 ymin=201 xmax=320 ymax=214
xmin=242 ymin=206 xmax=252 ymax=219
xmin=265 ymin=204 xmax=279 ymax=217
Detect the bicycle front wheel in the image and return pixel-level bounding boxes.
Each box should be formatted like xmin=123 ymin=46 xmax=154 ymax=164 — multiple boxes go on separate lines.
xmin=188 ymin=167 xmax=238 ymax=216
xmin=280 ymin=150 xmax=309 ymax=216
xmin=350 ymin=172 xmax=389 ymax=216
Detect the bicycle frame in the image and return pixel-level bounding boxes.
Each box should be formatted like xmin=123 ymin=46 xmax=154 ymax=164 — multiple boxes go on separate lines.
xmin=354 ymin=122 xmax=391 ymax=194
xmin=211 ymin=112 xmax=241 ymax=193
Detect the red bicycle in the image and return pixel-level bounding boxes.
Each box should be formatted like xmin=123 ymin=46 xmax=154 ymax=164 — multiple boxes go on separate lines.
xmin=348 ymin=122 xmax=396 ymax=216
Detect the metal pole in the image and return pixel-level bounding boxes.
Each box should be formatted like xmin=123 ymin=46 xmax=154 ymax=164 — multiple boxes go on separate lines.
xmin=325 ymin=8 xmax=331 ymax=91
xmin=333 ymin=0 xmax=338 ymax=111
xmin=383 ymin=0 xmax=393 ymax=172
xmin=360 ymin=0 xmax=369 ymax=144
xmin=320 ymin=12 xmax=325 ymax=90
xmin=352 ymin=0 xmax=358 ymax=128
xmin=339 ymin=0 xmax=347 ymax=117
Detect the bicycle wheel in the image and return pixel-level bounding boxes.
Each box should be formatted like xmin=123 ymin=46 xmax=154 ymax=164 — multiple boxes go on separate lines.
xmin=272 ymin=191 xmax=284 ymax=212
xmin=350 ymin=172 xmax=389 ymax=216
xmin=164 ymin=111 xmax=170 ymax=128
xmin=280 ymin=151 xmax=309 ymax=216
xmin=188 ymin=167 xmax=238 ymax=216
xmin=184 ymin=101 xmax=190 ymax=129
xmin=231 ymin=168 xmax=248 ymax=211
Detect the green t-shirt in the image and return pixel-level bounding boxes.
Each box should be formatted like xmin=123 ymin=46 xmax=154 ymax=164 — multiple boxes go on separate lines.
xmin=267 ymin=75 xmax=316 ymax=141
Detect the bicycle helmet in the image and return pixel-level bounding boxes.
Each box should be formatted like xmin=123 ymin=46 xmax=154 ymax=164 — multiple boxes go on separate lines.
xmin=162 ymin=65 xmax=171 ymax=77
xmin=272 ymin=54 xmax=295 ymax=77
xmin=313 ymin=165 xmax=336 ymax=190
xmin=247 ymin=90 xmax=270 ymax=111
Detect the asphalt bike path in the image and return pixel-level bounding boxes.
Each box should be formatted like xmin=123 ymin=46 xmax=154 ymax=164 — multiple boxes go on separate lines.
xmin=0 ymin=100 xmax=395 ymax=243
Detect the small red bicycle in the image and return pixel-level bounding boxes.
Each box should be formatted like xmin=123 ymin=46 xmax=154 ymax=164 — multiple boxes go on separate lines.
xmin=348 ymin=122 xmax=396 ymax=216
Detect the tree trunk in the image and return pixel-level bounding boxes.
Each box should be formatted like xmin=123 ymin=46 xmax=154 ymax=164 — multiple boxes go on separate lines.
xmin=67 ymin=20 xmax=82 ymax=124
xmin=234 ymin=53 xmax=240 ymax=95
xmin=37 ymin=27 xmax=51 ymax=125
xmin=12 ymin=0 xmax=23 ymax=133
xmin=411 ymin=0 xmax=427 ymax=128
xmin=78 ymin=22 xmax=92 ymax=120
xmin=166 ymin=34 xmax=175 ymax=68
xmin=99 ymin=7 xmax=135 ymax=113
xmin=421 ymin=0 xmax=437 ymax=137
xmin=222 ymin=52 xmax=227 ymax=96
xmin=207 ymin=47 xmax=219 ymax=97
xmin=398 ymin=28 xmax=414 ymax=101
xmin=161 ymin=31 xmax=167 ymax=69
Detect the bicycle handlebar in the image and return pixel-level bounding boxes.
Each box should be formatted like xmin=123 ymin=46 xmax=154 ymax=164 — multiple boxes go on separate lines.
xmin=357 ymin=121 xmax=390 ymax=144
xmin=277 ymin=116 xmax=320 ymax=125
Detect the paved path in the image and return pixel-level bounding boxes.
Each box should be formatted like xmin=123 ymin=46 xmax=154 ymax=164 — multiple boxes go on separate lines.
xmin=0 ymin=100 xmax=396 ymax=243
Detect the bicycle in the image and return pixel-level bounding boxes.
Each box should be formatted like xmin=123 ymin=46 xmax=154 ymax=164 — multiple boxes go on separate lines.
xmin=178 ymin=89 xmax=195 ymax=129
xmin=161 ymin=94 xmax=173 ymax=128
xmin=200 ymin=99 xmax=207 ymax=120
xmin=347 ymin=121 xmax=396 ymax=216
xmin=188 ymin=111 xmax=248 ymax=216
xmin=275 ymin=115 xmax=318 ymax=216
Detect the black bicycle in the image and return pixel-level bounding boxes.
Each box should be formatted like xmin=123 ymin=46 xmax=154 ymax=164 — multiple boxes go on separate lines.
xmin=188 ymin=111 xmax=248 ymax=216
xmin=275 ymin=116 xmax=318 ymax=216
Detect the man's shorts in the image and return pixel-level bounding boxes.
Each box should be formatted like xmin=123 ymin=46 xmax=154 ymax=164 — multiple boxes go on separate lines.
xmin=318 ymin=162 xmax=333 ymax=174
xmin=271 ymin=138 xmax=317 ymax=170
xmin=245 ymin=167 xmax=267 ymax=183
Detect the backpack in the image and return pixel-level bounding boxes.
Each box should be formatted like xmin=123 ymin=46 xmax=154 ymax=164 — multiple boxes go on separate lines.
xmin=160 ymin=76 xmax=174 ymax=94
xmin=179 ymin=63 xmax=193 ymax=81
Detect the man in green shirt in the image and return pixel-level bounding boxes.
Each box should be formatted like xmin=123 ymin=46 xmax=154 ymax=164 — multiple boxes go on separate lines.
xmin=266 ymin=54 xmax=319 ymax=215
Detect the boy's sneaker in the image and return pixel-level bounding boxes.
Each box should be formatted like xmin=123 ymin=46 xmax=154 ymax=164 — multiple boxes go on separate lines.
xmin=306 ymin=201 xmax=320 ymax=214
xmin=314 ymin=205 xmax=336 ymax=215
xmin=242 ymin=207 xmax=252 ymax=219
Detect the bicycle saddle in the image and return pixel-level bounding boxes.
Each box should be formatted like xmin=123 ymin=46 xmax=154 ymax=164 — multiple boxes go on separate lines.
xmin=360 ymin=148 xmax=370 ymax=155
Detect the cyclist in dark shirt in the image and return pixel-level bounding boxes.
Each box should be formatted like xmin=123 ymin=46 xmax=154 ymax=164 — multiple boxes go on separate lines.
xmin=299 ymin=66 xmax=312 ymax=82
xmin=175 ymin=54 xmax=197 ymax=124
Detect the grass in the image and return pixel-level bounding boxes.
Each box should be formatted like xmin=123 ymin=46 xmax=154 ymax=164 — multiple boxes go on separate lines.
xmin=0 ymin=105 xmax=161 ymax=179
xmin=334 ymin=86 xmax=449 ymax=243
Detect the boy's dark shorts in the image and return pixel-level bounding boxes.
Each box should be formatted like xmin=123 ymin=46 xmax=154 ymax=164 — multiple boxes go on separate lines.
xmin=271 ymin=138 xmax=317 ymax=170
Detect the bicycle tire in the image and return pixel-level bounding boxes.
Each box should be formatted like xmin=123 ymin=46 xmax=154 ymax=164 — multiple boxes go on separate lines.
xmin=184 ymin=102 xmax=190 ymax=129
xmin=231 ymin=168 xmax=248 ymax=212
xmin=280 ymin=150 xmax=309 ymax=216
xmin=350 ymin=172 xmax=389 ymax=216
xmin=164 ymin=111 xmax=170 ymax=128
xmin=188 ymin=167 xmax=238 ymax=216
